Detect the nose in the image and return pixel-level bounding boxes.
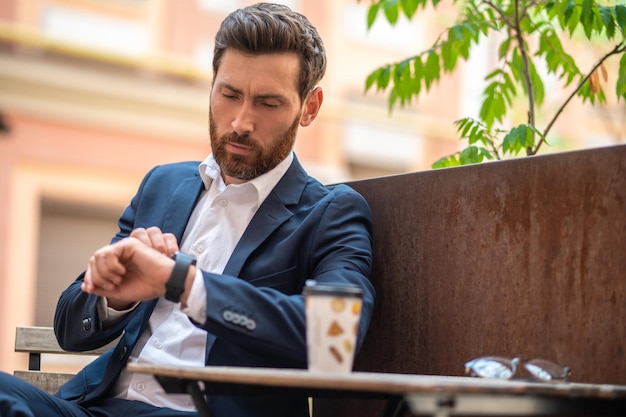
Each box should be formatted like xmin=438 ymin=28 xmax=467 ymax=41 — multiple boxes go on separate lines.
xmin=231 ymin=102 xmax=254 ymax=135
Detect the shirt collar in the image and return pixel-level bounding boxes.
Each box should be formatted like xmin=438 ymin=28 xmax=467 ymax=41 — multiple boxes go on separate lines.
xmin=198 ymin=152 xmax=294 ymax=206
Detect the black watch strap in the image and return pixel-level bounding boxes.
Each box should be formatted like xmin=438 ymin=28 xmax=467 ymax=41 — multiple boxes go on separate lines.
xmin=165 ymin=251 xmax=197 ymax=303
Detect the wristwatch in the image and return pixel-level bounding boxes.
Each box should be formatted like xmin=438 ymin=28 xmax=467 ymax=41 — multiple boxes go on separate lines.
xmin=165 ymin=251 xmax=197 ymax=303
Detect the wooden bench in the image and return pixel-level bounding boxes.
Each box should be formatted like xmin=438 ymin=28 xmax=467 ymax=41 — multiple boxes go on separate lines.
xmin=14 ymin=326 xmax=119 ymax=394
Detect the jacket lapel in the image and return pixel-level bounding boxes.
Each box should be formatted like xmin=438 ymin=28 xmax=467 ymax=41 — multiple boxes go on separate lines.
xmin=162 ymin=175 xmax=204 ymax=242
xmin=222 ymin=156 xmax=308 ymax=277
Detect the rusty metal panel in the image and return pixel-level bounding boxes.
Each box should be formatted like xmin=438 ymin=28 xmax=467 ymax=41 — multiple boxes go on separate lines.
xmin=314 ymin=145 xmax=626 ymax=417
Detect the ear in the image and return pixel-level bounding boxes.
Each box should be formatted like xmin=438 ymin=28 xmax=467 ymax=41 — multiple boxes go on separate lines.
xmin=299 ymin=86 xmax=323 ymax=127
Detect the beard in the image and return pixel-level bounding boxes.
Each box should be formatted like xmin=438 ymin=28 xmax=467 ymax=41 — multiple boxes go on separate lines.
xmin=209 ymin=110 xmax=300 ymax=181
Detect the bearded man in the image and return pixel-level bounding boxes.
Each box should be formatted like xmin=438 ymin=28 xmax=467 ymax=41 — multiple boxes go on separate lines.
xmin=0 ymin=3 xmax=375 ymax=417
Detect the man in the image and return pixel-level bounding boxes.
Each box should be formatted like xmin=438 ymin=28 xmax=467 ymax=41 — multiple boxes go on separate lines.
xmin=0 ymin=3 xmax=375 ymax=417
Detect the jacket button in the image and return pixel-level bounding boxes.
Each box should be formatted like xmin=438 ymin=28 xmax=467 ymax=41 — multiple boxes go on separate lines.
xmin=82 ymin=318 xmax=92 ymax=331
xmin=120 ymin=346 xmax=128 ymax=360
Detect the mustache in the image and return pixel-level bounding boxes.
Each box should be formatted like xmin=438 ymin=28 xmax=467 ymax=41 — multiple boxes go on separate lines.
xmin=223 ymin=132 xmax=257 ymax=149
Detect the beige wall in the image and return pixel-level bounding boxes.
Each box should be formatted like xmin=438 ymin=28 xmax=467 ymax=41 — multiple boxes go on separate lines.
xmin=2 ymin=162 xmax=133 ymax=370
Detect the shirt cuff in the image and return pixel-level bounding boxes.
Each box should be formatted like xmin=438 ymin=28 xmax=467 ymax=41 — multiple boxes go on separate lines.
xmin=181 ymin=268 xmax=207 ymax=325
xmin=97 ymin=297 xmax=139 ymax=324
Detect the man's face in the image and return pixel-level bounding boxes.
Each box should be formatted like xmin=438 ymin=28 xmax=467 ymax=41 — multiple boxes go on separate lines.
xmin=209 ymin=49 xmax=308 ymax=184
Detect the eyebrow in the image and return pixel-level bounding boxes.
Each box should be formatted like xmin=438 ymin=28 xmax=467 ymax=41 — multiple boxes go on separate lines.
xmin=219 ymin=82 xmax=288 ymax=102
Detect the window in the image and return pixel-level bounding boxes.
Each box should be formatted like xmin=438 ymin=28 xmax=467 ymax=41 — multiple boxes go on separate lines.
xmin=344 ymin=4 xmax=424 ymax=52
xmin=343 ymin=121 xmax=420 ymax=174
xmin=41 ymin=5 xmax=149 ymax=56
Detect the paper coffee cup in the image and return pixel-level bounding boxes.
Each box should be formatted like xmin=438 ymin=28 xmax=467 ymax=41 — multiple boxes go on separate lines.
xmin=303 ymin=279 xmax=363 ymax=373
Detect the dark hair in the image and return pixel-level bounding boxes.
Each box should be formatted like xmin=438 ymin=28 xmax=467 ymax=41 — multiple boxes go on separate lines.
xmin=213 ymin=2 xmax=326 ymax=101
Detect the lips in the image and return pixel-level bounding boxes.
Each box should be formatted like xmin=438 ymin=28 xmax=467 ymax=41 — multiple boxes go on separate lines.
xmin=226 ymin=141 xmax=255 ymax=155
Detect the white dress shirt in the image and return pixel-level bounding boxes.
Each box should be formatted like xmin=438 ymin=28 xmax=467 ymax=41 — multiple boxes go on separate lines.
xmin=99 ymin=153 xmax=293 ymax=410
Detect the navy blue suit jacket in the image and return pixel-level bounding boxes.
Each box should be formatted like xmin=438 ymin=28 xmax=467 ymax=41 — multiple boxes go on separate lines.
xmin=53 ymin=156 xmax=375 ymax=417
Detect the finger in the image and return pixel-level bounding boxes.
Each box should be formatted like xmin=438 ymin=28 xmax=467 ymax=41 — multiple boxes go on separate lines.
xmin=82 ymin=256 xmax=119 ymax=293
xmin=81 ymin=280 xmax=119 ymax=299
xmin=129 ymin=228 xmax=149 ymax=245
xmin=91 ymin=248 xmax=125 ymax=290
xmin=145 ymin=226 xmax=169 ymax=254
xmin=81 ymin=261 xmax=96 ymax=293
xmin=162 ymin=233 xmax=179 ymax=256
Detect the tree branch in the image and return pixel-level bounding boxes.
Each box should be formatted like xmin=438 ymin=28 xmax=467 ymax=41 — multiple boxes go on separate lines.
xmin=482 ymin=0 xmax=515 ymax=29
xmin=536 ymin=41 xmax=626 ymax=154
xmin=511 ymin=0 xmax=536 ymax=155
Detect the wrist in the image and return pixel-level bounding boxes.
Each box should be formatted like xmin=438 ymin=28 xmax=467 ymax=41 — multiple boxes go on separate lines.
xmin=165 ymin=251 xmax=197 ymax=303
xmin=106 ymin=298 xmax=135 ymax=311
xmin=179 ymin=264 xmax=196 ymax=309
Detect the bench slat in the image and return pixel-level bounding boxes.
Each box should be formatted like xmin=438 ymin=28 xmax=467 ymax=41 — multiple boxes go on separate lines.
xmin=15 ymin=326 xmax=65 ymax=354
xmin=13 ymin=370 xmax=74 ymax=394
xmin=14 ymin=326 xmax=123 ymax=393
xmin=15 ymin=326 xmax=120 ymax=355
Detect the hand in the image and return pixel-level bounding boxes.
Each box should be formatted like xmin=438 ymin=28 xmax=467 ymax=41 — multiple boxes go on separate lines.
xmin=81 ymin=237 xmax=174 ymax=309
xmin=129 ymin=226 xmax=179 ymax=256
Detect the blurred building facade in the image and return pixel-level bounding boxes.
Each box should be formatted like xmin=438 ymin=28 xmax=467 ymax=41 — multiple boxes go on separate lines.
xmin=0 ymin=0 xmax=623 ymax=372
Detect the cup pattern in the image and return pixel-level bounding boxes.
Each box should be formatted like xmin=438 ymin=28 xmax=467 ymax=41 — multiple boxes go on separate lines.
xmin=306 ymin=293 xmax=362 ymax=372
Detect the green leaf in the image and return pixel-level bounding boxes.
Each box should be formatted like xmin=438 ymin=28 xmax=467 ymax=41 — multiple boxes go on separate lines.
xmin=617 ymin=54 xmax=626 ymax=100
xmin=537 ymin=27 xmax=580 ymax=86
xmin=528 ymin=124 xmax=547 ymax=146
xmin=379 ymin=65 xmax=392 ymax=90
xmin=393 ymin=59 xmax=414 ymax=105
xmin=581 ymin=0 xmax=594 ymax=39
xmin=468 ymin=124 xmax=479 ymax=144
xmin=383 ymin=0 xmax=400 ymax=25
xmin=498 ymin=37 xmax=512 ymax=60
xmin=432 ymin=145 xmax=493 ymax=168
xmin=432 ymin=153 xmax=461 ymax=169
xmin=394 ymin=59 xmax=408 ymax=81
xmin=528 ymin=60 xmax=545 ymax=107
xmin=600 ymin=6 xmax=616 ymax=39
xmin=388 ymin=88 xmax=400 ymax=112
xmin=502 ymin=125 xmax=534 ymax=155
xmin=457 ymin=26 xmax=475 ymax=60
xmin=424 ymin=51 xmax=440 ymax=89
xmin=400 ymin=0 xmax=419 ymax=19
xmin=509 ymin=49 xmax=524 ymax=85
xmin=502 ymin=127 xmax=521 ymax=154
xmin=454 ymin=117 xmax=470 ymax=136
xmin=485 ymin=68 xmax=503 ymax=81
xmin=616 ymin=5 xmax=626 ymax=34
xmin=365 ymin=67 xmax=384 ymax=92
xmin=412 ymin=57 xmax=423 ymax=95
xmin=561 ymin=0 xmax=575 ymax=32
xmin=479 ymin=76 xmax=512 ymax=128
xmin=548 ymin=0 xmax=568 ymax=30
xmin=441 ymin=38 xmax=458 ymax=72
xmin=567 ymin=3 xmax=583 ymax=35
xmin=451 ymin=24 xmax=464 ymax=42
xmin=459 ymin=146 xmax=492 ymax=165
xmin=367 ymin=3 xmax=379 ymax=29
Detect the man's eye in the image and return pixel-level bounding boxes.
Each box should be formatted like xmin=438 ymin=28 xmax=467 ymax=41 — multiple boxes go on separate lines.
xmin=262 ymin=102 xmax=279 ymax=108
xmin=223 ymin=93 xmax=237 ymax=99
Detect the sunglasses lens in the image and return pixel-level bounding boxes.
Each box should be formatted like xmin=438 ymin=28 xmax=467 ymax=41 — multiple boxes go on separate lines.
xmin=523 ymin=359 xmax=570 ymax=381
xmin=464 ymin=357 xmax=517 ymax=379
